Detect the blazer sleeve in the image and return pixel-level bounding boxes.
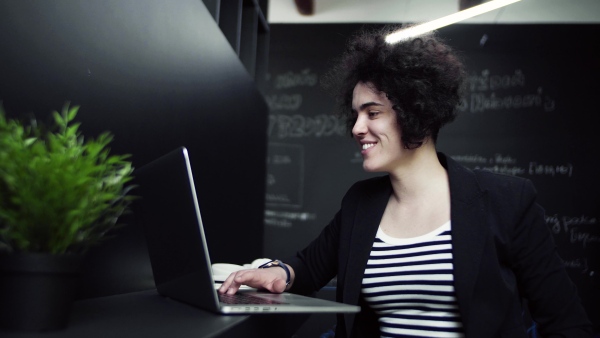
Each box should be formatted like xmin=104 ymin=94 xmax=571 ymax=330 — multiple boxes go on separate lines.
xmin=285 ymin=177 xmax=385 ymax=296
xmin=509 ymin=179 xmax=593 ymax=336
xmin=285 ymin=207 xmax=342 ymax=295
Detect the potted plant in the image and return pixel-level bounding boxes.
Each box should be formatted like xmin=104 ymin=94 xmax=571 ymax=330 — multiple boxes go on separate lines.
xmin=0 ymin=102 xmax=135 ymax=331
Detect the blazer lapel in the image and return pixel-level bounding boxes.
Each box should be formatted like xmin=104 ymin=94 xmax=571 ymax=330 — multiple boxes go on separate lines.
xmin=442 ymin=154 xmax=488 ymax=332
xmin=343 ymin=176 xmax=391 ymax=335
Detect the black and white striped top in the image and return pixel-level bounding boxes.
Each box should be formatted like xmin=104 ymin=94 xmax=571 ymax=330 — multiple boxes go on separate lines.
xmin=361 ymin=221 xmax=465 ymax=338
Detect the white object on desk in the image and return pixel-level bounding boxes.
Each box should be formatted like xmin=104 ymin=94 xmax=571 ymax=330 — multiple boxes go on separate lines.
xmin=211 ymin=258 xmax=271 ymax=283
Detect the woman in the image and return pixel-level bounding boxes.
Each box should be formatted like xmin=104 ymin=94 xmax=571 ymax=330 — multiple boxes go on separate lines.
xmin=218 ymin=25 xmax=592 ymax=337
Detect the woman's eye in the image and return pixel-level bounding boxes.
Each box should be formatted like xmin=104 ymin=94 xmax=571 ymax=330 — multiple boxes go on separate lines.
xmin=368 ymin=111 xmax=379 ymax=118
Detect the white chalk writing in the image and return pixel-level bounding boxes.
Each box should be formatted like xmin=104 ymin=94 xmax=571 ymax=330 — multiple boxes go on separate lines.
xmin=265 ymin=94 xmax=303 ymax=111
xmin=267 ymin=154 xmax=292 ymax=165
xmin=547 ymin=214 xmax=598 ymax=248
xmin=476 ymin=165 xmax=526 ymax=176
xmin=266 ymin=173 xmax=276 ymax=186
xmin=570 ymin=230 xmax=600 ymax=249
xmin=562 ymin=258 xmax=592 ymax=275
xmin=274 ymin=69 xmax=319 ymax=89
xmin=451 ymin=154 xmax=574 ymax=178
xmin=468 ymin=69 xmax=526 ymax=92
xmin=268 ymin=114 xmax=346 ymax=138
xmin=266 ymin=193 xmax=291 ymax=203
xmin=493 ymin=154 xmax=517 ymax=164
xmin=466 ymin=90 xmax=555 ymax=113
xmin=462 ymin=69 xmax=556 ymax=113
xmin=452 ymin=154 xmax=517 ymax=165
xmin=528 ymin=162 xmax=573 ymax=177
xmin=264 ymin=209 xmax=317 ymax=228
xmin=264 ymin=210 xmax=316 ymax=221
xmin=264 ymin=218 xmax=292 ymax=228
xmin=451 ymin=154 xmax=489 ymax=164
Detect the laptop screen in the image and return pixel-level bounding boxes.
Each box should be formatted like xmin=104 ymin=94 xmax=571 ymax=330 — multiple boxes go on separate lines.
xmin=133 ymin=147 xmax=221 ymax=311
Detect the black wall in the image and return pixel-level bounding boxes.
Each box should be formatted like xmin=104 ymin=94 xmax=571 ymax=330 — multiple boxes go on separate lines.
xmin=261 ymin=23 xmax=600 ymax=331
xmin=0 ymin=0 xmax=268 ymax=298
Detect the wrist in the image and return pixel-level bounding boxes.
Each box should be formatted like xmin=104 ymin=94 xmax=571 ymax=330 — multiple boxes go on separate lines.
xmin=258 ymin=259 xmax=291 ymax=286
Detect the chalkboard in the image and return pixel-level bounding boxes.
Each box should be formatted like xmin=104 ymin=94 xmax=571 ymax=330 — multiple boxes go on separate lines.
xmin=260 ymin=23 xmax=600 ymax=330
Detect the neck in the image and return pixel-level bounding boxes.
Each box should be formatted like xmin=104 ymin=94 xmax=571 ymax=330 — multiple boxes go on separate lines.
xmin=388 ymin=145 xmax=447 ymax=202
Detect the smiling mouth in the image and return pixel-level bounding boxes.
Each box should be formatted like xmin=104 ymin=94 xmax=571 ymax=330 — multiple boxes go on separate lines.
xmin=362 ymin=143 xmax=376 ymax=150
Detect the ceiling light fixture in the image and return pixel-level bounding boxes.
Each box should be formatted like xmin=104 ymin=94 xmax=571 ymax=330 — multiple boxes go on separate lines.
xmin=385 ymin=0 xmax=521 ymax=44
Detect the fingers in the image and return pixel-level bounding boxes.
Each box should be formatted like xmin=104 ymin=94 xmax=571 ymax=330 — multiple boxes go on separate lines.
xmin=217 ymin=271 xmax=241 ymax=295
xmin=217 ymin=268 xmax=288 ymax=295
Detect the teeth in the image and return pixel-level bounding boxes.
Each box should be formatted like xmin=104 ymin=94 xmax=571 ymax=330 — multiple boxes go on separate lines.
xmin=362 ymin=143 xmax=375 ymax=150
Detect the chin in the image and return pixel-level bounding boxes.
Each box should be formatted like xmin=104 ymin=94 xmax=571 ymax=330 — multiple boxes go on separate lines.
xmin=362 ymin=163 xmax=382 ymax=173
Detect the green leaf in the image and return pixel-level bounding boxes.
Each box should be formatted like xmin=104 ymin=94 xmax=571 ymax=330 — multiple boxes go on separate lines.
xmin=52 ymin=111 xmax=65 ymax=128
xmin=0 ymin=102 xmax=135 ymax=254
xmin=66 ymin=105 xmax=79 ymax=122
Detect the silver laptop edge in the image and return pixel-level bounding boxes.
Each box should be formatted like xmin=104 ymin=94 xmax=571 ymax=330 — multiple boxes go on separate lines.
xmin=136 ymin=147 xmax=360 ymax=315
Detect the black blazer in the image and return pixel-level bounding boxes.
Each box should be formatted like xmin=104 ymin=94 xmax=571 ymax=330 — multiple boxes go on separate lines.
xmin=287 ymin=153 xmax=592 ymax=337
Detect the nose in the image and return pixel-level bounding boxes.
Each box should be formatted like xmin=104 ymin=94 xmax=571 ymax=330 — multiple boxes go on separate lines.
xmin=352 ymin=113 xmax=367 ymax=137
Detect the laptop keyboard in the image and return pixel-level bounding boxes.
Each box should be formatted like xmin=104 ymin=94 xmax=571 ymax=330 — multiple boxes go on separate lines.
xmin=219 ymin=293 xmax=287 ymax=305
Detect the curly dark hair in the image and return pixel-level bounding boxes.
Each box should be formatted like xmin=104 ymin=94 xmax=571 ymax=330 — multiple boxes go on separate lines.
xmin=322 ymin=25 xmax=467 ymax=149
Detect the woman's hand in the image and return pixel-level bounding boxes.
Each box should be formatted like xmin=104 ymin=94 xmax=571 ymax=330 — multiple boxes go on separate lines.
xmin=217 ymin=264 xmax=294 ymax=295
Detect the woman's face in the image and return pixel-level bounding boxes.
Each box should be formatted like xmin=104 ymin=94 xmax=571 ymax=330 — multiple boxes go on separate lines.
xmin=351 ymin=81 xmax=405 ymax=173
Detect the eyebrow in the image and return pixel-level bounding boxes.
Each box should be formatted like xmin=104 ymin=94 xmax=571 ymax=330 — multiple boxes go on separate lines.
xmin=353 ymin=101 xmax=384 ymax=112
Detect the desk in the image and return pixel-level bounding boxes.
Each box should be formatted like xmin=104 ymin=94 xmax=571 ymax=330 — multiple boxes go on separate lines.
xmin=0 ymin=289 xmax=309 ymax=338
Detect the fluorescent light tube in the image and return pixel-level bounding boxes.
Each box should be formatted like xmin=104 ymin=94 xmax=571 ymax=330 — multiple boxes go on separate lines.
xmin=385 ymin=0 xmax=522 ymax=44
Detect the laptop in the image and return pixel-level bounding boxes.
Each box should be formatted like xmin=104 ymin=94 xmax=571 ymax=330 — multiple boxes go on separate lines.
xmin=133 ymin=146 xmax=360 ymax=314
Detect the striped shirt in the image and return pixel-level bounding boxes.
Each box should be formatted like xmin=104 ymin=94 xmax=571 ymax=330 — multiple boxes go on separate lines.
xmin=361 ymin=221 xmax=465 ymax=338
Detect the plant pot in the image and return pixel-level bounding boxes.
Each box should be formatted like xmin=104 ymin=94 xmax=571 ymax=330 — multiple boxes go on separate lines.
xmin=0 ymin=252 xmax=83 ymax=331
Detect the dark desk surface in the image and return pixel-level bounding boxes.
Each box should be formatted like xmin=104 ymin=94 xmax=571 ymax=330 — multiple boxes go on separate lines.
xmin=0 ymin=289 xmax=309 ymax=338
